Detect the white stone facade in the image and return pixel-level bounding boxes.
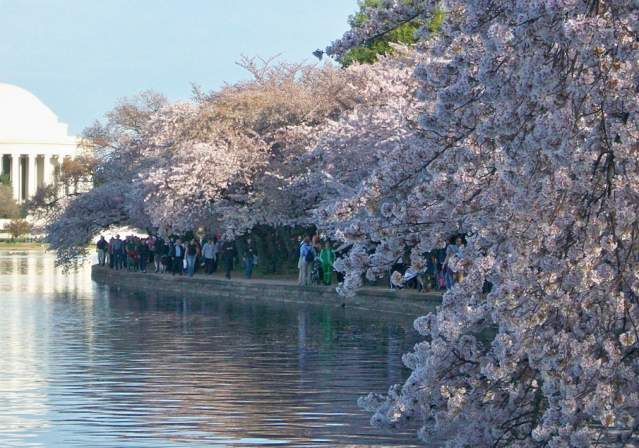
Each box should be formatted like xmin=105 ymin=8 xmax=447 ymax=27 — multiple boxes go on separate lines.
xmin=0 ymin=83 xmax=81 ymax=203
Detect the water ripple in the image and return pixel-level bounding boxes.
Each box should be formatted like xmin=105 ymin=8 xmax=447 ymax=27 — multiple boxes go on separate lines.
xmin=0 ymin=252 xmax=420 ymax=447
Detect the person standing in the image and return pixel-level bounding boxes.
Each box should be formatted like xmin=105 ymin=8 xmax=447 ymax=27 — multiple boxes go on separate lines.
xmin=185 ymin=239 xmax=199 ymax=277
xmin=243 ymin=247 xmax=256 ymax=279
xmin=171 ymin=239 xmax=185 ymax=276
xmin=167 ymin=239 xmax=175 ymax=273
xmin=298 ymin=236 xmax=314 ymax=287
xmin=311 ymin=235 xmax=323 ymax=285
xmin=96 ymin=235 xmax=108 ymax=266
xmin=138 ymin=238 xmax=149 ymax=273
xmin=213 ymin=236 xmax=222 ymax=272
xmin=125 ymin=237 xmax=138 ymax=271
xmin=222 ymin=240 xmax=236 ymax=279
xmin=452 ymin=236 xmax=465 ymax=283
xmin=146 ymin=236 xmax=156 ymax=268
xmin=108 ymin=236 xmax=115 ymax=268
xmin=112 ymin=235 xmax=124 ymax=270
xmin=153 ymin=236 xmax=165 ymax=273
xmin=443 ymin=236 xmax=464 ymax=289
xmin=202 ymin=239 xmax=217 ymax=275
xmin=319 ymin=242 xmax=335 ymax=285
xmin=158 ymin=237 xmax=170 ymax=273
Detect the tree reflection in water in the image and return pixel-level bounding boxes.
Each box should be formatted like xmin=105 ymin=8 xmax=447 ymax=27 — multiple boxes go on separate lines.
xmin=0 ymin=251 xmax=421 ymax=447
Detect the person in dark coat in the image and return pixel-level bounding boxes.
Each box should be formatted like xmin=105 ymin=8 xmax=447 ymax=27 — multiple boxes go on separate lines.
xmin=137 ymin=239 xmax=150 ymax=273
xmin=170 ymin=238 xmax=185 ymax=276
xmin=222 ymin=241 xmax=236 ymax=279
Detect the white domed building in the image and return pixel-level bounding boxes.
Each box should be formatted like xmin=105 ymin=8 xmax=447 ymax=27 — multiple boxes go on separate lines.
xmin=0 ymin=83 xmax=82 ymax=203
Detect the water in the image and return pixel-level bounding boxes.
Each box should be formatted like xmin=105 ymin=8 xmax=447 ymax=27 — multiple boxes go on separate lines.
xmin=0 ymin=251 xmax=421 ymax=447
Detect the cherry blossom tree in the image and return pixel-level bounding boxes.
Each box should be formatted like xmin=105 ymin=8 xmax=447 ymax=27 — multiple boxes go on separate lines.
xmin=28 ymin=92 xmax=169 ymax=263
xmin=326 ymin=0 xmax=639 ymax=446
xmin=38 ymin=60 xmax=360 ymax=259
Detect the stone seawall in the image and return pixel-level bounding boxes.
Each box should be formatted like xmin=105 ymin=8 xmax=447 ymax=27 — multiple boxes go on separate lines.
xmin=91 ymin=265 xmax=441 ymax=318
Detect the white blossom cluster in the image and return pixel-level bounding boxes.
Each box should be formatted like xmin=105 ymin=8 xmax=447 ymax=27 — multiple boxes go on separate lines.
xmin=330 ymin=0 xmax=639 ymax=446
xmin=41 ymin=57 xmax=408 ymax=249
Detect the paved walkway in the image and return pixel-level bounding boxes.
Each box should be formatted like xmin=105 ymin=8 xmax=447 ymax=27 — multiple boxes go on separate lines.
xmin=94 ymin=265 xmax=442 ymax=319
xmin=96 ymin=265 xmax=443 ymax=302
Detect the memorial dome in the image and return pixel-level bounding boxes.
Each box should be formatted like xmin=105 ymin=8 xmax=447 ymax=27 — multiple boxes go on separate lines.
xmin=0 ymin=83 xmax=75 ymax=143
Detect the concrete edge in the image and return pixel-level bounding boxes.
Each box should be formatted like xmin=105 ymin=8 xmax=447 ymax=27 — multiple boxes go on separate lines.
xmin=91 ymin=265 xmax=441 ymax=318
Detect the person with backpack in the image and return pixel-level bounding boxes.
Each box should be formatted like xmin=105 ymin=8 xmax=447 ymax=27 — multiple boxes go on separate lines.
xmin=298 ymin=236 xmax=314 ymax=287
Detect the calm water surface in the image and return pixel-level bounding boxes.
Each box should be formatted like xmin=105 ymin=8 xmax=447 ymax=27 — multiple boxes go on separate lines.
xmin=0 ymin=251 xmax=421 ymax=447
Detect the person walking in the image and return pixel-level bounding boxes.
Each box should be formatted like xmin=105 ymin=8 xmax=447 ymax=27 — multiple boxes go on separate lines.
xmin=319 ymin=242 xmax=335 ymax=285
xmin=298 ymin=236 xmax=314 ymax=287
xmin=185 ymin=239 xmax=199 ymax=277
xmin=96 ymin=235 xmax=108 ymax=266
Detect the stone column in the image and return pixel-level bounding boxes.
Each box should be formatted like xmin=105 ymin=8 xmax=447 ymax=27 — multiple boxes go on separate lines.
xmin=11 ymin=154 xmax=20 ymax=202
xmin=28 ymin=155 xmax=37 ymax=199
xmin=43 ymin=154 xmax=54 ymax=187
xmin=58 ymin=156 xmax=66 ymax=196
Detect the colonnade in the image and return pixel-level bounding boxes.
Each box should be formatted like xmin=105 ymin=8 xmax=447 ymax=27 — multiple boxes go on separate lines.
xmin=1 ymin=153 xmax=67 ymax=203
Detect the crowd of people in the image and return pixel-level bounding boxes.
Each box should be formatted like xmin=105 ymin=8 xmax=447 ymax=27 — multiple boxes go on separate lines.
xmin=96 ymin=232 xmax=464 ymax=292
xmin=297 ymin=234 xmax=339 ymax=287
xmin=390 ymin=236 xmax=466 ymax=292
xmin=96 ymin=234 xmax=257 ymax=279
xmin=296 ymin=233 xmax=465 ymax=291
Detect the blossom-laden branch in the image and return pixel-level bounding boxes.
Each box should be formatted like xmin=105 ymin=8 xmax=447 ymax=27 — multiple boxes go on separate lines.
xmin=331 ymin=0 xmax=639 ymax=446
xmin=39 ymin=54 xmax=415 ymax=259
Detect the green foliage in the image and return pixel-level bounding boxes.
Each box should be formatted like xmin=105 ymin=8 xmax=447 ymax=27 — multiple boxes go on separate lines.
xmin=342 ymin=22 xmax=421 ymax=66
xmin=428 ymin=6 xmax=445 ymax=33
xmin=0 ymin=173 xmax=10 ymax=186
xmin=341 ymin=2 xmax=444 ymax=66
xmin=247 ymin=225 xmax=313 ymax=275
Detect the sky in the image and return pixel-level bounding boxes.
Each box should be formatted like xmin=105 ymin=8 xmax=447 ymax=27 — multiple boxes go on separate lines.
xmin=0 ymin=0 xmax=357 ymax=134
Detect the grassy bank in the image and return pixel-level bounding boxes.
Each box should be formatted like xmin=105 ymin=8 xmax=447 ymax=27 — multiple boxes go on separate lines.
xmin=0 ymin=241 xmax=48 ymax=250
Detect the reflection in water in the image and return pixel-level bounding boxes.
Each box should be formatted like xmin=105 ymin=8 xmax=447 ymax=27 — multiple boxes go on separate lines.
xmin=0 ymin=251 xmax=420 ymax=447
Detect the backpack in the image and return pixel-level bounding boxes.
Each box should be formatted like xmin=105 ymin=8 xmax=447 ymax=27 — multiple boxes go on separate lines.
xmin=305 ymin=246 xmax=315 ymax=263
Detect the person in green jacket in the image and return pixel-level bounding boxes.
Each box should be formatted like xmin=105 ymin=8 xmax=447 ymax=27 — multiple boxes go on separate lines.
xmin=319 ymin=241 xmax=336 ymax=285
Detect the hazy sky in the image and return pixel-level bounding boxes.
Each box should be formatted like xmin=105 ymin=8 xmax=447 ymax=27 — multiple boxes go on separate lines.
xmin=0 ymin=0 xmax=357 ymax=134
